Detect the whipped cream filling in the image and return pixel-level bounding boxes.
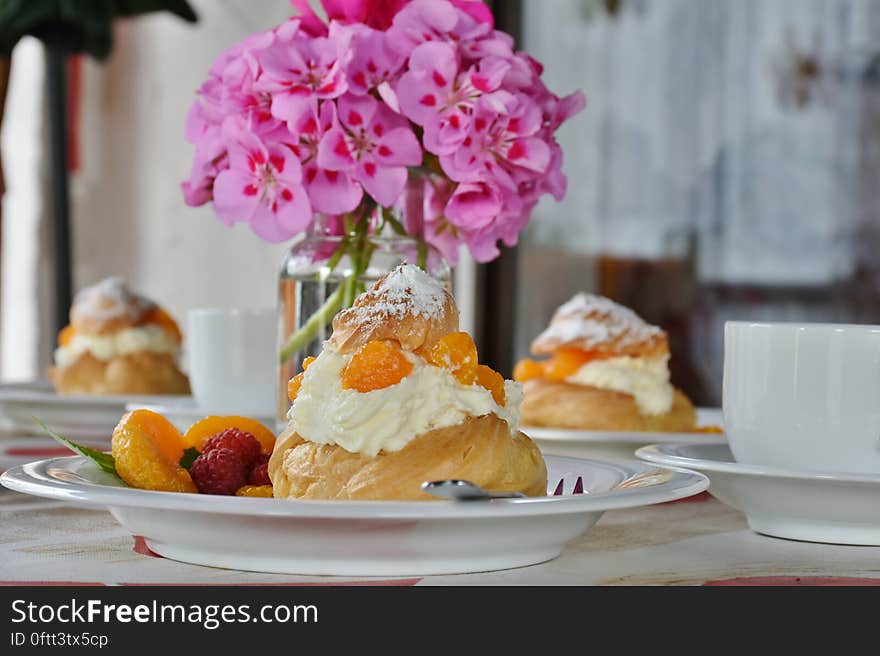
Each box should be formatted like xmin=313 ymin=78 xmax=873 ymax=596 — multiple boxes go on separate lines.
xmin=565 ymin=354 xmax=674 ymax=415
xmin=54 ymin=324 xmax=181 ymax=369
xmin=288 ymin=349 xmax=522 ymax=457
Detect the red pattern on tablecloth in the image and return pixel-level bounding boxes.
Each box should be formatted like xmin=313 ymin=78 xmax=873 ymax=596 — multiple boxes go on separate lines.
xmin=703 ymin=576 xmax=880 ymax=586
xmin=662 ymin=491 xmax=711 ymax=504
xmin=0 ymin=580 xmax=421 ymax=586
xmin=0 ymin=582 xmax=105 ymax=586
xmin=5 ymin=447 xmax=73 ymax=457
xmin=132 ymin=536 xmax=161 ymax=558
xmin=124 ymin=580 xmax=422 ymax=586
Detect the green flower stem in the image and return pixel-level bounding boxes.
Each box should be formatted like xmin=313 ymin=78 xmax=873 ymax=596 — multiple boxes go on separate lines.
xmin=279 ymin=202 xmax=380 ymax=365
xmin=324 ymin=236 xmax=349 ymax=273
xmin=416 ymin=239 xmax=428 ymax=269
xmin=278 ymin=284 xmax=344 ymax=364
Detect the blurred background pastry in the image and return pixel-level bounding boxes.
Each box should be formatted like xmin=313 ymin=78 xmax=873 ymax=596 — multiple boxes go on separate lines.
xmin=270 ymin=264 xmax=547 ymax=501
xmin=514 ymin=293 xmax=696 ymax=432
xmin=48 ymin=277 xmax=190 ymax=396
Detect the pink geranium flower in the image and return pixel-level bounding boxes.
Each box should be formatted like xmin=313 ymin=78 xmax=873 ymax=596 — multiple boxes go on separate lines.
xmin=212 ymin=125 xmax=312 ymax=242
xmin=281 ymin=101 xmax=364 ymax=214
xmin=317 ymin=94 xmax=421 ymax=205
xmin=445 ymin=180 xmax=502 ymax=230
xmin=290 ymin=0 xmax=410 ymax=34
xmin=220 ymin=53 xmax=280 ymax=134
xmin=423 ymin=177 xmax=533 ymax=263
xmin=386 ymin=0 xmax=496 ymax=55
xmin=341 ymin=24 xmax=404 ymax=109
xmin=290 ymin=0 xmax=491 ymax=37
xmin=419 ymin=177 xmax=461 ymax=264
xmin=440 ymin=94 xmax=550 ymax=189
xmin=464 ymin=202 xmax=533 ymax=261
xmin=255 ymin=20 xmax=351 ymax=126
xmin=183 ymin=0 xmax=586 ymax=267
xmin=397 ymin=41 xmax=511 ymax=155
xmin=182 ymin=29 xmax=278 ymax=206
xmin=182 ymin=124 xmax=227 ymax=206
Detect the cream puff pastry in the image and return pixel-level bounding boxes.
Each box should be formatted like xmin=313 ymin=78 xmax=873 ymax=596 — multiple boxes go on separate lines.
xmin=49 ymin=277 xmax=190 ymax=396
xmin=270 ymin=264 xmax=547 ymax=501
xmin=514 ymin=293 xmax=696 ymax=432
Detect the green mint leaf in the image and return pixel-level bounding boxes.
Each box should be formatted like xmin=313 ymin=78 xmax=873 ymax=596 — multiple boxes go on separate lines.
xmin=179 ymin=447 xmax=200 ymax=470
xmin=33 ymin=417 xmax=126 ymax=485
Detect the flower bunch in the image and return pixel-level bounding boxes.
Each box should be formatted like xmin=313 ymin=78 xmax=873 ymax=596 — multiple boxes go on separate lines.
xmin=182 ymin=0 xmax=584 ymax=264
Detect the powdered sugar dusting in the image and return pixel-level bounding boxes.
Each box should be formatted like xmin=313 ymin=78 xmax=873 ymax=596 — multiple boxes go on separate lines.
xmin=532 ymin=293 xmax=663 ymax=351
xmin=72 ymin=277 xmax=156 ymax=322
xmin=351 ymin=264 xmax=447 ymax=326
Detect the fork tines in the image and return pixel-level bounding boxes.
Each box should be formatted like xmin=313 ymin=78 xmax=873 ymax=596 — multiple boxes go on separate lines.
xmin=552 ymin=475 xmax=584 ymax=496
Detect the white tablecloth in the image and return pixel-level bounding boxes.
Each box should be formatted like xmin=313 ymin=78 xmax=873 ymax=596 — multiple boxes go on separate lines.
xmin=4 ymin=486 xmax=880 ymax=586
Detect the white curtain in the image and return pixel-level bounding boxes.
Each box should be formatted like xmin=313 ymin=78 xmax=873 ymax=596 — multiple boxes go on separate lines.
xmin=1 ymin=37 xmax=51 ymax=382
xmin=523 ymin=0 xmax=880 ymax=283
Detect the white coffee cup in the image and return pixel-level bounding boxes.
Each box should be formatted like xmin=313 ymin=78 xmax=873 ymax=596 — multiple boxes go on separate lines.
xmin=723 ymin=321 xmax=880 ymax=475
xmin=187 ymin=308 xmax=277 ymax=415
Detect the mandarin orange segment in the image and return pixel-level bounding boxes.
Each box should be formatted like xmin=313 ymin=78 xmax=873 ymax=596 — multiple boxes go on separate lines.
xmin=453 ymin=367 xmax=477 ymax=386
xmin=543 ymin=347 xmax=596 ymax=381
xmin=341 ymin=340 xmax=413 ymax=392
xmin=287 ymin=355 xmax=315 ymax=403
xmin=288 ymin=373 xmax=305 ymax=403
xmin=58 ymin=324 xmax=76 ymax=347
xmin=513 ymin=358 xmax=544 ymax=382
xmin=425 ymin=332 xmax=478 ymax=372
xmin=140 ymin=307 xmax=183 ymax=342
xmin=111 ymin=409 xmax=196 ymax=493
xmin=235 ymin=484 xmax=274 ymax=498
xmin=287 ymin=357 xmax=314 ymax=403
xmin=692 ymin=425 xmax=724 ymax=434
xmin=474 ymin=364 xmax=506 ymax=404
xmin=184 ymin=415 xmax=276 ymax=455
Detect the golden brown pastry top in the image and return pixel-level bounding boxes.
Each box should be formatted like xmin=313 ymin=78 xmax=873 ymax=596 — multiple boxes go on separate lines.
xmin=531 ymin=292 xmax=667 ymax=359
xmin=327 ymin=264 xmax=458 ymax=354
xmin=69 ymin=277 xmax=158 ymax=336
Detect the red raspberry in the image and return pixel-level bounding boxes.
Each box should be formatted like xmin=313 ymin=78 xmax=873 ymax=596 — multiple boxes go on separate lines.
xmin=190 ymin=448 xmax=248 ymax=495
xmin=201 ymin=428 xmax=261 ymax=467
xmin=248 ymin=454 xmax=271 ymax=486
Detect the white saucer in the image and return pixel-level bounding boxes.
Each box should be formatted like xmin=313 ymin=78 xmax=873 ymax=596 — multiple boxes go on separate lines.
xmin=0 ymin=381 xmax=191 ymax=440
xmin=1 ymin=455 xmax=708 ymax=576
xmin=636 ymin=442 xmax=880 ymax=546
xmin=523 ymin=407 xmax=726 ymax=447
xmin=125 ymin=397 xmax=279 ymax=433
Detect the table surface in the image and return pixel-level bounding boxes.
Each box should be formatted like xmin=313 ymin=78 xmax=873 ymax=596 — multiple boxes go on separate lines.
xmin=3 ymin=423 xmax=880 ymax=587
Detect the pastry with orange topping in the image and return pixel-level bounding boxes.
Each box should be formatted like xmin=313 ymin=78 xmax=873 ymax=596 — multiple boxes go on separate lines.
xmin=270 ymin=264 xmax=546 ymax=501
xmin=48 ymin=277 xmax=190 ymax=396
xmin=514 ymin=293 xmax=696 ymax=432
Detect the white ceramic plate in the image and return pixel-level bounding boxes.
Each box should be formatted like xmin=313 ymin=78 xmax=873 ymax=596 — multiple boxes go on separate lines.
xmin=0 ymin=381 xmax=191 ymax=441
xmin=636 ymin=442 xmax=880 ymax=546
xmin=124 ymin=398 xmax=279 ymax=433
xmin=523 ymin=407 xmax=726 ymax=446
xmin=1 ymin=455 xmax=708 ymax=576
